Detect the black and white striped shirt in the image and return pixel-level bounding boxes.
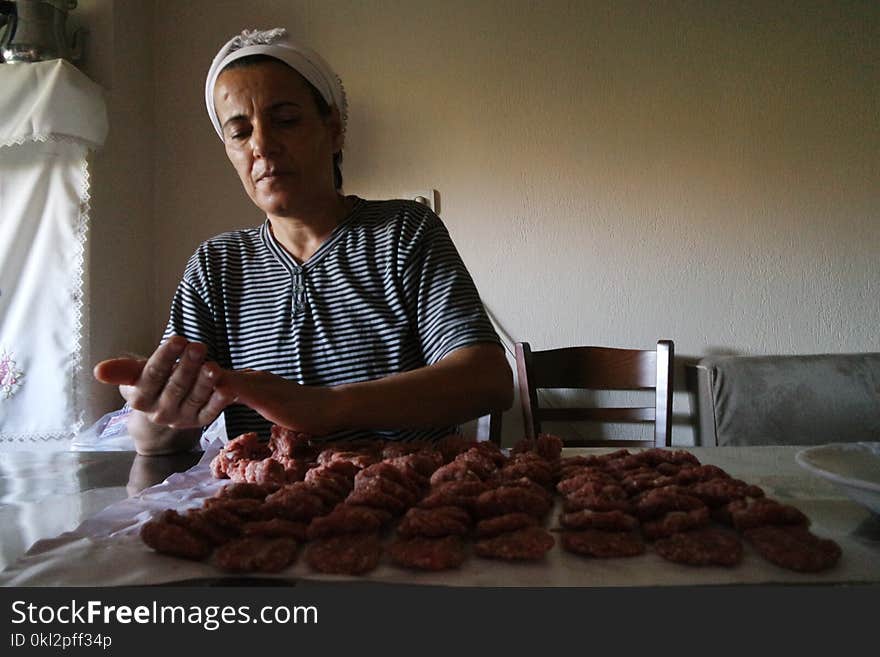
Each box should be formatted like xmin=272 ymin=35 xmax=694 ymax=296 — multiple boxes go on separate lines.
xmin=163 ymin=197 xmax=501 ymax=442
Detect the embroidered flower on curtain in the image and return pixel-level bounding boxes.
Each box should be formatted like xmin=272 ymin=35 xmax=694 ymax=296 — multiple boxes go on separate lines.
xmin=0 ymin=348 xmax=25 ymax=400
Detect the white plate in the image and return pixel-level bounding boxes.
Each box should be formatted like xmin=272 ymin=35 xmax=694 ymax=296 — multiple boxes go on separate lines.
xmin=795 ymin=442 xmax=880 ymax=515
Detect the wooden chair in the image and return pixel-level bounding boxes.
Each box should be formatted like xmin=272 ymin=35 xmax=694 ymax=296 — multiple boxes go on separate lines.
xmin=515 ymin=340 xmax=674 ymax=447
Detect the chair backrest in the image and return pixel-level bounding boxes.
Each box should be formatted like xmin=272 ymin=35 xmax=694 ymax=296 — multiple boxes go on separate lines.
xmin=515 ymin=340 xmax=674 ymax=447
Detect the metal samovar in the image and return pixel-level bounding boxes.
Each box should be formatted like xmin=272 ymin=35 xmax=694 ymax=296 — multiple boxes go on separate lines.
xmin=0 ymin=0 xmax=84 ymax=63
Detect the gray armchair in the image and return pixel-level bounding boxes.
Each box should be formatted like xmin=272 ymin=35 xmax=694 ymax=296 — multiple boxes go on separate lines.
xmin=695 ymin=353 xmax=880 ymax=446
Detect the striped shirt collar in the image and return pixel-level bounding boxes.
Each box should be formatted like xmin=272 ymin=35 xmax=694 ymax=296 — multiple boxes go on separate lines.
xmin=259 ymin=196 xmax=365 ymax=272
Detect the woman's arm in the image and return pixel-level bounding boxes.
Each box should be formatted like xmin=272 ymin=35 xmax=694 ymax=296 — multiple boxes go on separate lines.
xmin=216 ymin=343 xmax=513 ymax=435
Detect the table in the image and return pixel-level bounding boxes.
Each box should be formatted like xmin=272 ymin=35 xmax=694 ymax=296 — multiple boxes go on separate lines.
xmin=0 ymin=450 xmax=200 ymax=572
xmin=0 ymin=446 xmax=877 ymax=587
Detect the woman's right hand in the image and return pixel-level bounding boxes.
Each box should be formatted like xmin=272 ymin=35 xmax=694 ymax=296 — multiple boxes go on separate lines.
xmin=93 ymin=336 xmax=233 ymax=430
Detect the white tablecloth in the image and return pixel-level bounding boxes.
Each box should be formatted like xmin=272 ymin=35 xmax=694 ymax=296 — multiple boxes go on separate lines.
xmin=1 ymin=446 xmax=878 ymax=587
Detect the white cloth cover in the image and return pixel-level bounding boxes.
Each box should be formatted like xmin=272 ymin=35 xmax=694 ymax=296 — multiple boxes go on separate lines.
xmin=0 ymin=60 xmax=107 ymax=447
xmin=0 ymin=59 xmax=108 ymax=149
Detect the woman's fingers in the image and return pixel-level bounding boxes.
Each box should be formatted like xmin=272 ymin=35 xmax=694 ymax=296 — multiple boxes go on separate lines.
xmin=129 ymin=337 xmax=188 ymax=410
xmin=152 ymin=342 xmax=206 ymax=423
xmin=182 ymin=361 xmax=230 ymax=427
xmin=93 ymin=358 xmax=146 ymax=385
xmin=196 ymin=387 xmax=235 ymax=426
xmin=182 ymin=360 xmax=217 ymax=411
xmin=95 ymin=337 xmax=232 ymax=430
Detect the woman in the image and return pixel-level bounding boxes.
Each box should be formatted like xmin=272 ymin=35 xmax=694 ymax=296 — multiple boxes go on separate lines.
xmin=95 ymin=28 xmax=512 ymax=455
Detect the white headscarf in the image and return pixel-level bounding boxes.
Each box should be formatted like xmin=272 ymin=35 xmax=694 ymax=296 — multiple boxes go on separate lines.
xmin=205 ymin=27 xmax=348 ymax=141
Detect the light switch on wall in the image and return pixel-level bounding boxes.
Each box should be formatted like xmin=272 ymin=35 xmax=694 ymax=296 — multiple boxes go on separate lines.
xmin=410 ymin=189 xmax=440 ymax=214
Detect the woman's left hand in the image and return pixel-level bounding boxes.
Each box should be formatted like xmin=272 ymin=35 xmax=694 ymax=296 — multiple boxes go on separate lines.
xmin=215 ymin=369 xmax=339 ymax=435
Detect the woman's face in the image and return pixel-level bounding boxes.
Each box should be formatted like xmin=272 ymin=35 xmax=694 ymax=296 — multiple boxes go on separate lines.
xmin=213 ymin=60 xmax=343 ymax=219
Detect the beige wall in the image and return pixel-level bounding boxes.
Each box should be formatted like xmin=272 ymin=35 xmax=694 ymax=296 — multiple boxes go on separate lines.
xmin=85 ymin=1 xmax=879 ymax=444
xmin=74 ymin=0 xmax=155 ymax=422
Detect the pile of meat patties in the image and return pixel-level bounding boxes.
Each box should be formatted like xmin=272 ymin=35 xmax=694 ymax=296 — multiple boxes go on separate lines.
xmin=554 ymin=448 xmax=841 ymax=572
xmin=140 ymin=427 xmax=561 ymax=575
xmin=140 ymin=428 xmax=841 ymax=576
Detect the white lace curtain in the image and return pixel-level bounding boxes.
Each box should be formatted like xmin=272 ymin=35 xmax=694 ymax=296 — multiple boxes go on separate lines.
xmin=0 ymin=59 xmax=107 ymax=448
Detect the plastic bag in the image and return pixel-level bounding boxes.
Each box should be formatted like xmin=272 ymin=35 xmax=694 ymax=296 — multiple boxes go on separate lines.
xmin=69 ymin=403 xmax=135 ymax=451
xmin=199 ymin=411 xmax=228 ymax=450
xmin=70 ymin=404 xmax=228 ymax=452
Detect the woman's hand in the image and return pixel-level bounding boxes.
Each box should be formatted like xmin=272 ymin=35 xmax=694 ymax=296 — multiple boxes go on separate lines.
xmin=215 ymin=369 xmax=339 ymax=435
xmin=93 ymin=336 xmax=233 ymax=430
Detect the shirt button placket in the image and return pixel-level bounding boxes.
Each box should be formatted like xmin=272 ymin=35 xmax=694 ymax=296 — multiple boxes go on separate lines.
xmin=292 ymin=270 xmax=306 ymax=316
